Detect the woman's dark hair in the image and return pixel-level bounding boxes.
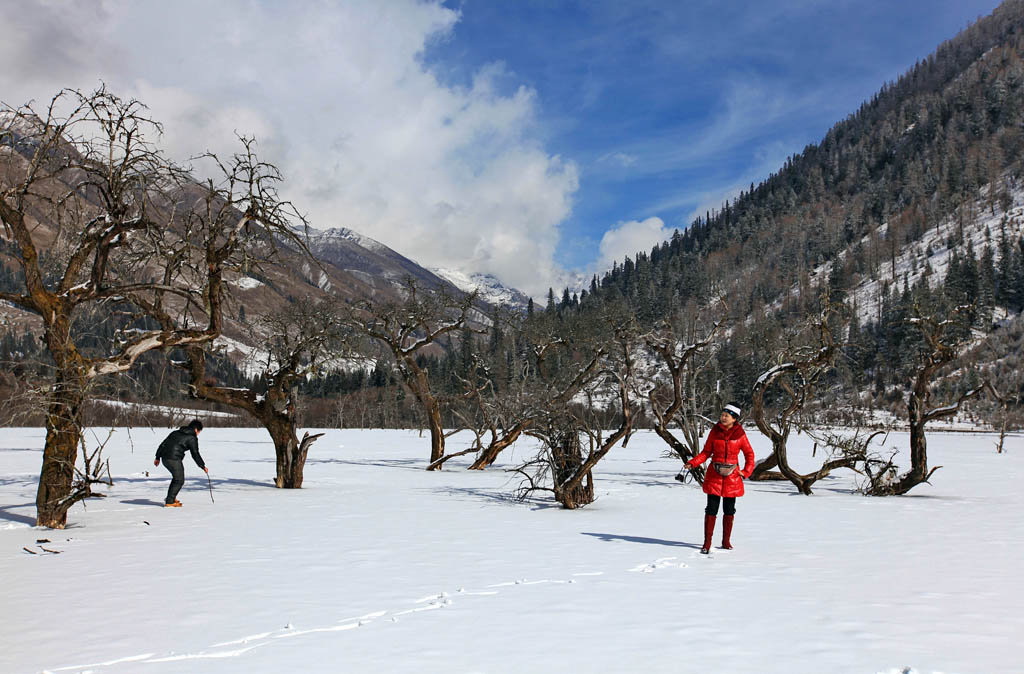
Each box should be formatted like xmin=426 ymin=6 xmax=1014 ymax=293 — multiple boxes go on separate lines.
xmin=188 ymin=419 xmax=204 ymax=431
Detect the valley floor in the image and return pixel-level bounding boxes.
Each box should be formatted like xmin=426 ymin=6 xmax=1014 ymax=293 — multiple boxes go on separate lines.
xmin=1 ymin=428 xmax=1021 ymax=674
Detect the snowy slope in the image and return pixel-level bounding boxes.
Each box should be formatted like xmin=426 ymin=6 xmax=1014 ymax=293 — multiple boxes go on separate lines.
xmin=2 ymin=427 xmax=1022 ymax=673
xmin=792 ymin=179 xmax=1024 ymax=327
xmin=315 ymin=226 xmax=392 ymax=255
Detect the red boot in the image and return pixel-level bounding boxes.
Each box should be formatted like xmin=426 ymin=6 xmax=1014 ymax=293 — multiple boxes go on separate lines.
xmin=721 ymin=514 xmax=734 ymax=550
xmin=701 ymin=514 xmax=716 ymax=554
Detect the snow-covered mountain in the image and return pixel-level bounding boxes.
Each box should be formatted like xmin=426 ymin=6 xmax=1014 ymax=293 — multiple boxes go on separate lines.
xmin=429 ymin=267 xmax=531 ymax=312
xmin=302 ymin=226 xmax=531 ymax=311
xmin=315 ymin=226 xmax=392 ymax=255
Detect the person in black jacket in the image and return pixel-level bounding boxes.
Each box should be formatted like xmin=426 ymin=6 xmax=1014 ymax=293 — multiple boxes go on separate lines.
xmin=154 ymin=419 xmax=207 ymax=507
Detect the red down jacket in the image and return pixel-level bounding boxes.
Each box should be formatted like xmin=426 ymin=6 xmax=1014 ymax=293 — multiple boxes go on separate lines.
xmin=685 ymin=422 xmax=756 ymax=497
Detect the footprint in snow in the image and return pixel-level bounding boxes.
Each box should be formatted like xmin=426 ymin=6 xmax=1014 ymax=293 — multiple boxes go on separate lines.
xmin=393 ymin=599 xmax=451 ymax=616
xmin=629 ymin=556 xmax=687 ymax=573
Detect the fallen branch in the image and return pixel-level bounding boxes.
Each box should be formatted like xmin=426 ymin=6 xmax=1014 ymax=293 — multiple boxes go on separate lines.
xmin=426 ymin=447 xmax=478 ymax=471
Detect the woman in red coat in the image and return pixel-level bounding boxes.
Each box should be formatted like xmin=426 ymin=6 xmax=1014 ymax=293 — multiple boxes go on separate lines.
xmin=685 ymin=403 xmax=756 ymax=554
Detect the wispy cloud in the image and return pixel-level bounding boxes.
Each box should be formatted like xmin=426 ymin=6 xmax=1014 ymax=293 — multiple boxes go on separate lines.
xmin=597 ymin=151 xmax=638 ymax=167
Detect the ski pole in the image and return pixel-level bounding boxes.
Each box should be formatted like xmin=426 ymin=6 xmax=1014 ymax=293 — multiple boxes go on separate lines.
xmin=206 ymin=470 xmax=215 ymax=503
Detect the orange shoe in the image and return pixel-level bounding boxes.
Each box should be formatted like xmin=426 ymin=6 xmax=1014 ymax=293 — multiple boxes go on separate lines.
xmin=164 ymin=501 xmax=182 ymax=508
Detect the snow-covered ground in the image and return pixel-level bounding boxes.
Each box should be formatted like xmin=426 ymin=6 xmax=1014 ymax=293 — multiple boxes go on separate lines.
xmin=1 ymin=427 xmax=1021 ymax=674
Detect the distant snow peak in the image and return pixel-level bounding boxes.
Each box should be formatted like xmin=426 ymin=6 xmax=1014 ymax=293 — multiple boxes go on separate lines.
xmin=430 ymin=267 xmax=530 ymax=310
xmin=563 ymin=271 xmax=587 ymax=297
xmin=318 ymin=227 xmax=391 ymax=254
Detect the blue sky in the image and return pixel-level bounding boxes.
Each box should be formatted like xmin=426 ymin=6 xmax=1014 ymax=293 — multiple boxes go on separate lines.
xmin=0 ymin=0 xmax=1005 ymax=296
xmin=426 ymin=0 xmax=1003 ymax=271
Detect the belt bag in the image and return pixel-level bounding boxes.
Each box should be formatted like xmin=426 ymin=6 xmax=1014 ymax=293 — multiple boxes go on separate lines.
xmin=713 ymin=462 xmax=737 ymax=477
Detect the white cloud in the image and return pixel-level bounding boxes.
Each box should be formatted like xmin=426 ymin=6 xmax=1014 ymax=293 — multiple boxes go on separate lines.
xmin=594 ymin=217 xmax=677 ymax=274
xmin=598 ymin=151 xmax=638 ymax=167
xmin=0 ymin=0 xmax=578 ymax=299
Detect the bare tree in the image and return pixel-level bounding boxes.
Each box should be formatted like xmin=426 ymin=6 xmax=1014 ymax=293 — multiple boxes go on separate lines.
xmin=642 ymin=311 xmax=724 ymax=484
xmin=872 ymin=305 xmax=1003 ymax=495
xmin=344 ymin=280 xmax=482 ymax=469
xmin=514 ymin=317 xmax=637 ymax=509
xmin=0 ymin=87 xmax=307 ymax=527
xmin=747 ymin=303 xmax=853 ymax=494
xmin=463 ymin=313 xmax=602 ymax=471
xmin=183 ymin=297 xmax=347 ymax=488
xmin=430 ymin=353 xmax=530 ymax=470
xmin=805 ymin=428 xmax=898 ymax=494
xmin=995 ymin=395 xmax=1017 ymax=454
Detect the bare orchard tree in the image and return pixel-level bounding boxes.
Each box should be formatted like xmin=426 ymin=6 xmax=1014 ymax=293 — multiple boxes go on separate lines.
xmin=995 ymin=395 xmax=1017 ymax=454
xmin=344 ymin=280 xmax=482 ymax=469
xmin=463 ymin=312 xmax=602 ymax=471
xmin=0 ymin=87 xmax=309 ymax=527
xmin=871 ymin=305 xmax=1003 ymax=495
xmin=641 ymin=309 xmax=724 ymax=483
xmin=182 ymin=297 xmax=347 ymax=488
xmin=0 ymin=89 xmax=292 ymax=524
xmin=430 ymin=353 xmax=529 ymax=470
xmin=748 ymin=302 xmax=854 ymax=494
xmin=805 ymin=428 xmax=899 ymax=495
xmin=456 ymin=377 xmax=533 ymax=470
xmin=515 ymin=316 xmax=637 ymax=509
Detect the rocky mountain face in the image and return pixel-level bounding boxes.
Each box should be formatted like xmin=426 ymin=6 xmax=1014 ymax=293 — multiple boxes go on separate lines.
xmin=303 ymin=227 xmax=454 ymax=296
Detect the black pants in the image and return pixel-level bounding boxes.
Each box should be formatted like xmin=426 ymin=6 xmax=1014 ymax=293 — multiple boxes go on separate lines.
xmin=163 ymin=458 xmax=185 ymax=504
xmin=705 ymin=494 xmax=736 ymax=516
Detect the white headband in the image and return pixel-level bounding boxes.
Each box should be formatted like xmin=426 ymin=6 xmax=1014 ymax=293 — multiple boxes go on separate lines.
xmin=723 ymin=404 xmax=741 ymax=417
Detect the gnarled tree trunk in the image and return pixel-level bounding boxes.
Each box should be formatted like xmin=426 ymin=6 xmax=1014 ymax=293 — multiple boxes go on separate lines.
xmin=748 ymin=453 xmax=784 ymax=481
xmin=405 ymin=363 xmax=447 ymax=470
xmin=266 ymin=413 xmax=323 ymax=489
xmin=36 ymin=318 xmax=89 ymax=528
xmin=468 ymin=422 xmax=529 ymax=470
xmin=36 ymin=381 xmax=86 ymax=528
xmin=552 ymin=431 xmax=594 ymax=509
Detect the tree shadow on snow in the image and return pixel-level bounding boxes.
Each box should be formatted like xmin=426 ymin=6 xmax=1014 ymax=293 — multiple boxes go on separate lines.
xmin=114 ymin=475 xmax=276 ymax=490
xmin=594 ymin=471 xmax=675 ymax=488
xmin=581 ymin=532 xmax=701 ymax=549
xmin=120 ymin=498 xmax=164 ymax=507
xmin=434 ymin=485 xmax=525 ymax=506
xmin=0 ymin=477 xmax=37 ymax=490
xmin=308 ymin=458 xmax=423 ymax=470
xmin=0 ymin=503 xmax=37 ymax=525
